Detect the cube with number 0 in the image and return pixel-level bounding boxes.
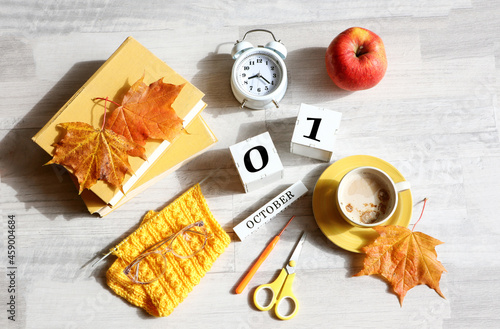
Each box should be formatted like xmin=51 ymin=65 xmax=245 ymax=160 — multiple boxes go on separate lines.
xmin=290 ymin=103 xmax=342 ymax=162
xmin=229 ymin=132 xmax=284 ymax=193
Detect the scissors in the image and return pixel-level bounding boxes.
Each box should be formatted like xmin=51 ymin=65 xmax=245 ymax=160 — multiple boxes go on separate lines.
xmin=253 ymin=232 xmax=306 ymax=320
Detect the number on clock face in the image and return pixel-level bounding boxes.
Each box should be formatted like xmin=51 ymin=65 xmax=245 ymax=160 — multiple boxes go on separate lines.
xmin=237 ymin=52 xmax=282 ymax=96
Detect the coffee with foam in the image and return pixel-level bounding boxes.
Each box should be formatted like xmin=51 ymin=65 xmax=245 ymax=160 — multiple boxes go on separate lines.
xmin=338 ymin=169 xmax=395 ymax=225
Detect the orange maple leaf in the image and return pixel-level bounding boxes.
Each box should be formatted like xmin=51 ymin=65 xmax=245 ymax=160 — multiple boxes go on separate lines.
xmin=47 ymin=122 xmax=146 ymax=193
xmin=354 ymin=225 xmax=446 ymax=305
xmin=104 ymin=77 xmax=185 ymax=146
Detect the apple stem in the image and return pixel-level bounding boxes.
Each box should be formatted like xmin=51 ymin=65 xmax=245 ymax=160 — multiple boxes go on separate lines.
xmin=412 ymin=198 xmax=428 ymax=232
xmin=355 ymin=45 xmax=369 ymax=57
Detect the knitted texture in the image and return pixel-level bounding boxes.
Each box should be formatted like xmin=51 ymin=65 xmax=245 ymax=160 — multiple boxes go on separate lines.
xmin=106 ymin=184 xmax=231 ymax=317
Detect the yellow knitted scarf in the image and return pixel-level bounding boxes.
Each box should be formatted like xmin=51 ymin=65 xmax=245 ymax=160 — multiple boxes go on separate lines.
xmin=106 ymin=184 xmax=230 ymax=317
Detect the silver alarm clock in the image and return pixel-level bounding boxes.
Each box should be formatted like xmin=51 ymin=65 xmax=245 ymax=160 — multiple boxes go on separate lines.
xmin=230 ymin=29 xmax=288 ymax=110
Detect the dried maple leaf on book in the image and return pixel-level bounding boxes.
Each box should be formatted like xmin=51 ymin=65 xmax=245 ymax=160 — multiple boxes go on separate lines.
xmin=47 ymin=122 xmax=146 ymax=194
xmin=104 ymin=77 xmax=185 ymax=146
xmin=47 ymin=76 xmax=185 ymax=193
xmin=354 ymin=225 xmax=446 ymax=305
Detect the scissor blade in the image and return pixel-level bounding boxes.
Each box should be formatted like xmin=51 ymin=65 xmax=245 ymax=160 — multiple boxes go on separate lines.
xmin=285 ymin=231 xmax=307 ymax=274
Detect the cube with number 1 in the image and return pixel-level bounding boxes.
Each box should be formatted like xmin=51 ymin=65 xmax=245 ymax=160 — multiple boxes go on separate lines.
xmin=290 ymin=103 xmax=342 ymax=162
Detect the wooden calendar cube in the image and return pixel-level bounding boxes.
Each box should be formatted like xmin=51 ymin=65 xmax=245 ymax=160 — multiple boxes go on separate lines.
xmin=229 ymin=132 xmax=284 ymax=193
xmin=290 ymin=103 xmax=342 ymax=162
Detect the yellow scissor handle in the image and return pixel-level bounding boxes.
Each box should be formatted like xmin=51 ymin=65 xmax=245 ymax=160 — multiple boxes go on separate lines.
xmin=253 ymin=268 xmax=288 ymax=311
xmin=274 ymin=272 xmax=298 ymax=320
xmin=253 ymin=268 xmax=299 ymax=320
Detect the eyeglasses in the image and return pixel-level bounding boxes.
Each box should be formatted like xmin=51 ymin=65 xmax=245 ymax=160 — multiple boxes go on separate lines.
xmin=123 ymin=220 xmax=210 ymax=284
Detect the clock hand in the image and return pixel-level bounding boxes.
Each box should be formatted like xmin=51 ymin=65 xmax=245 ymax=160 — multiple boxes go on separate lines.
xmin=259 ymin=75 xmax=271 ymax=84
xmin=250 ymin=72 xmax=270 ymax=84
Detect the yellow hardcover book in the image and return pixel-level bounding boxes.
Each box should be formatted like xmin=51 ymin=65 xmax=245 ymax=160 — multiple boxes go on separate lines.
xmin=81 ymin=114 xmax=217 ymax=217
xmin=32 ymin=36 xmax=205 ymax=205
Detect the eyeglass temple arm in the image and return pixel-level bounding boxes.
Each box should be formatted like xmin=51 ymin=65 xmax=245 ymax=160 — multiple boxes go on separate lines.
xmin=184 ymin=228 xmax=206 ymax=235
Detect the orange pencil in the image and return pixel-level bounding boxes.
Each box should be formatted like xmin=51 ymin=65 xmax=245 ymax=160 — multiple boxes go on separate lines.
xmin=235 ymin=215 xmax=295 ymax=294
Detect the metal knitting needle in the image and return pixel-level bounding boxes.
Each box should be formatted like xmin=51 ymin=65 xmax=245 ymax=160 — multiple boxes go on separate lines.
xmin=235 ymin=215 xmax=295 ymax=294
xmin=91 ymin=249 xmax=115 ymax=268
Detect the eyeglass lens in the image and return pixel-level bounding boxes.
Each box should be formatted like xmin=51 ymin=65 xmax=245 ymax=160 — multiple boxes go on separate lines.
xmin=127 ymin=223 xmax=208 ymax=284
xmin=131 ymin=253 xmax=168 ymax=284
xmin=170 ymin=224 xmax=207 ymax=258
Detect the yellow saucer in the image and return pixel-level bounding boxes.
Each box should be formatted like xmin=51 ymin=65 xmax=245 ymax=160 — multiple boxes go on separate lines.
xmin=312 ymin=155 xmax=413 ymax=253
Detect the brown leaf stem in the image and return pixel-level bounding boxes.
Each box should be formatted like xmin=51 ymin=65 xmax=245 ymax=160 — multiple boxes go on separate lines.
xmin=412 ymin=198 xmax=428 ymax=232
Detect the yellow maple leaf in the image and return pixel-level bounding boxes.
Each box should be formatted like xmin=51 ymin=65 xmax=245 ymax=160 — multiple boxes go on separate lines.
xmin=47 ymin=122 xmax=146 ymax=193
xmin=354 ymin=225 xmax=446 ymax=305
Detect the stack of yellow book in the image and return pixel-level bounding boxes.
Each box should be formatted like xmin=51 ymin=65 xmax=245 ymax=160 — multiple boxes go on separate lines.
xmin=32 ymin=37 xmax=217 ymax=217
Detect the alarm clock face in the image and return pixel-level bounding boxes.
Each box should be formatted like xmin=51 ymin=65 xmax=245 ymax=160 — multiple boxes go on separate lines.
xmin=235 ymin=50 xmax=283 ymax=97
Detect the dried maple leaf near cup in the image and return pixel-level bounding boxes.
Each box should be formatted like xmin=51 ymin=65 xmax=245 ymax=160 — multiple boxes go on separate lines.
xmin=47 ymin=76 xmax=184 ymax=193
xmin=354 ymin=199 xmax=446 ymax=305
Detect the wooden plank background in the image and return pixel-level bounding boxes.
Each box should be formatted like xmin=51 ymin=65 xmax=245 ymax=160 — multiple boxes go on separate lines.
xmin=1 ymin=1 xmax=499 ymax=328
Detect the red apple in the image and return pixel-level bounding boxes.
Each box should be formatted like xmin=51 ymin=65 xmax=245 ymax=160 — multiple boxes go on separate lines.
xmin=325 ymin=27 xmax=387 ymax=91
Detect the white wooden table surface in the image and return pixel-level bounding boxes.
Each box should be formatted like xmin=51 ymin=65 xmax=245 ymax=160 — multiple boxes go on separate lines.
xmin=1 ymin=1 xmax=499 ymax=328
